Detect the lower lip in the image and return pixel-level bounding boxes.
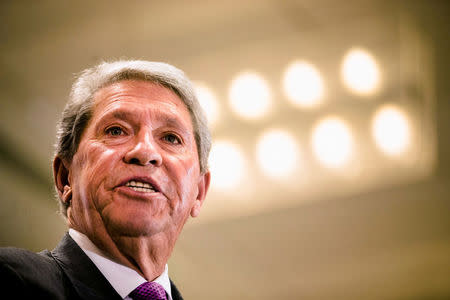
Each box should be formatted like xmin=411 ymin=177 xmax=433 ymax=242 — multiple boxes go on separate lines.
xmin=115 ymin=186 xmax=163 ymax=200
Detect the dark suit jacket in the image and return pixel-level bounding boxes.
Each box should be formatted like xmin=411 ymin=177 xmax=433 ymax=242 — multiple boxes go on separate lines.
xmin=0 ymin=233 xmax=183 ymax=300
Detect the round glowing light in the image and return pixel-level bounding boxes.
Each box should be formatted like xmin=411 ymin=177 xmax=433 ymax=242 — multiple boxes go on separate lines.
xmin=194 ymin=82 xmax=220 ymax=127
xmin=256 ymin=129 xmax=299 ymax=178
xmin=282 ymin=61 xmax=324 ymax=108
xmin=229 ymin=71 xmax=271 ymax=120
xmin=341 ymin=48 xmax=380 ymax=95
xmin=372 ymin=105 xmax=411 ymax=156
xmin=208 ymin=140 xmax=246 ymax=189
xmin=312 ymin=117 xmax=353 ymax=168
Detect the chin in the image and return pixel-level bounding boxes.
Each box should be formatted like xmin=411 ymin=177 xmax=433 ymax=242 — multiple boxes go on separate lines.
xmin=103 ymin=213 xmax=169 ymax=237
xmin=101 ymin=199 xmax=170 ymax=235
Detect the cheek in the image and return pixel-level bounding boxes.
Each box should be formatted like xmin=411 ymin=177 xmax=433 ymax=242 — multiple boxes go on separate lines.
xmin=74 ymin=144 xmax=121 ymax=194
xmin=88 ymin=148 xmax=118 ymax=179
xmin=169 ymin=156 xmax=200 ymax=206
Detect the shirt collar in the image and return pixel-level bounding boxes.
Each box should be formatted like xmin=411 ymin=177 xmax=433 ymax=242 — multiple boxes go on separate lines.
xmin=68 ymin=228 xmax=172 ymax=300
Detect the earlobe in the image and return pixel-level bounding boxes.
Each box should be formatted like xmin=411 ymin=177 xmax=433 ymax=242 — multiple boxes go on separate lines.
xmin=62 ymin=185 xmax=72 ymax=206
xmin=53 ymin=156 xmax=72 ymax=205
xmin=190 ymin=171 xmax=211 ymax=218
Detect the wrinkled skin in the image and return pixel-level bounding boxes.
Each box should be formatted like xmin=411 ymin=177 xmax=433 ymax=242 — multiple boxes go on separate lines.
xmin=53 ymin=80 xmax=210 ymax=280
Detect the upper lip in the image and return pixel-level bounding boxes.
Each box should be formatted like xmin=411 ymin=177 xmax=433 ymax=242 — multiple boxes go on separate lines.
xmin=117 ymin=176 xmax=162 ymax=193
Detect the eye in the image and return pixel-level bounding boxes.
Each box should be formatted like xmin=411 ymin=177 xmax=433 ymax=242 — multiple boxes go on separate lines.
xmin=106 ymin=126 xmax=124 ymax=136
xmin=163 ymin=133 xmax=182 ymax=145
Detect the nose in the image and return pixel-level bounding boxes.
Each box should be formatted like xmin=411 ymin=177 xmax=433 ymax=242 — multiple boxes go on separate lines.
xmin=124 ymin=130 xmax=162 ymax=167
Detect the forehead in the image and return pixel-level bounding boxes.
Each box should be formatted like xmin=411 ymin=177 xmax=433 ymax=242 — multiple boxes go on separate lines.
xmin=91 ymin=80 xmax=192 ymax=128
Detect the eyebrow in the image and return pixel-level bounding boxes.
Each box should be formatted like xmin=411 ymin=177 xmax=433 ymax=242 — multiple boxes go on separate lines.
xmin=105 ymin=109 xmax=191 ymax=135
xmin=110 ymin=110 xmax=134 ymax=121
xmin=160 ymin=115 xmax=190 ymax=131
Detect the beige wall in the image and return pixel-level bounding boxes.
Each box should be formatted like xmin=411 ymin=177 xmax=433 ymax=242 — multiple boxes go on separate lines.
xmin=1 ymin=1 xmax=449 ymax=298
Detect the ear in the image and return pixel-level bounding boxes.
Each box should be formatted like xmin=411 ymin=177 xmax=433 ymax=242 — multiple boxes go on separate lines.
xmin=53 ymin=156 xmax=72 ymax=206
xmin=190 ymin=171 xmax=210 ymax=218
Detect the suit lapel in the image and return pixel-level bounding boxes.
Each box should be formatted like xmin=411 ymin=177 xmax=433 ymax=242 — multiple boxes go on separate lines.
xmin=50 ymin=233 xmax=122 ymax=300
xmin=170 ymin=279 xmax=184 ymax=300
xmin=49 ymin=233 xmax=185 ymax=300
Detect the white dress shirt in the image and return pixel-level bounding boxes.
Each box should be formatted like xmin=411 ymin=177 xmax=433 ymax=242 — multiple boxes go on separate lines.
xmin=69 ymin=229 xmax=172 ymax=300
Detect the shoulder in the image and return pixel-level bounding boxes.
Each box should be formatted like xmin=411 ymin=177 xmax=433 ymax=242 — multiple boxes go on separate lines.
xmin=0 ymin=246 xmax=53 ymax=266
xmin=0 ymin=247 xmax=71 ymax=299
xmin=0 ymin=246 xmax=59 ymax=277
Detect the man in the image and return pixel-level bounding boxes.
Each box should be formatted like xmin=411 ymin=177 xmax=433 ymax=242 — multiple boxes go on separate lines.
xmin=0 ymin=60 xmax=211 ymax=300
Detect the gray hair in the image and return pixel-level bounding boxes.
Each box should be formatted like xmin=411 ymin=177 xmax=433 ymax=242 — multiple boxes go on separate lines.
xmin=55 ymin=60 xmax=211 ymax=215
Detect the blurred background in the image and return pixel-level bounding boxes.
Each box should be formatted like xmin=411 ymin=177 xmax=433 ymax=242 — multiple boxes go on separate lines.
xmin=1 ymin=0 xmax=449 ymax=299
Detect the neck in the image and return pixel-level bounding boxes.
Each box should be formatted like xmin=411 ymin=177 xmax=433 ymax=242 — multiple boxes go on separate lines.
xmin=70 ymin=223 xmax=176 ymax=281
xmin=110 ymin=234 xmax=175 ymax=280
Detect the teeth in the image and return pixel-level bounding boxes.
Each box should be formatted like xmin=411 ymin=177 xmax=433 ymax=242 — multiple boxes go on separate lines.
xmin=125 ymin=180 xmax=155 ymax=192
xmin=130 ymin=186 xmax=154 ymax=193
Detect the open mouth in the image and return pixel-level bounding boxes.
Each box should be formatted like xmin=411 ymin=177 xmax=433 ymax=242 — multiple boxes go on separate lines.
xmin=125 ymin=180 xmax=157 ymax=193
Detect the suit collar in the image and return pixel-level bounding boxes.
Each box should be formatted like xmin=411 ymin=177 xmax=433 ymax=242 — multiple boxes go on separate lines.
xmin=50 ymin=232 xmax=184 ymax=300
xmin=50 ymin=232 xmax=122 ymax=300
xmin=68 ymin=229 xmax=173 ymax=299
xmin=170 ymin=280 xmax=184 ymax=300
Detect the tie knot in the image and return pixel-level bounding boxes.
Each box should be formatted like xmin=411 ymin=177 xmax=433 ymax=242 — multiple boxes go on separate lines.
xmin=130 ymin=281 xmax=167 ymax=300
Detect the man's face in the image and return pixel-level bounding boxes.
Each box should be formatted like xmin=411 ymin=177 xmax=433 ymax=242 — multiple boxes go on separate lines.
xmin=62 ymin=80 xmax=209 ymax=239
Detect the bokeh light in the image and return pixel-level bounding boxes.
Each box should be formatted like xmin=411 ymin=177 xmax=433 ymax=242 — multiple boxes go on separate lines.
xmin=229 ymin=71 xmax=271 ymax=120
xmin=194 ymin=82 xmax=220 ymax=127
xmin=341 ymin=48 xmax=380 ymax=95
xmin=256 ymin=129 xmax=299 ymax=178
xmin=312 ymin=117 xmax=353 ymax=168
xmin=282 ymin=61 xmax=324 ymax=108
xmin=208 ymin=140 xmax=246 ymax=189
xmin=372 ymin=104 xmax=411 ymax=156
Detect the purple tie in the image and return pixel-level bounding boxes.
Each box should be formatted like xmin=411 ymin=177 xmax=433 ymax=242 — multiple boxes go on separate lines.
xmin=129 ymin=281 xmax=167 ymax=300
